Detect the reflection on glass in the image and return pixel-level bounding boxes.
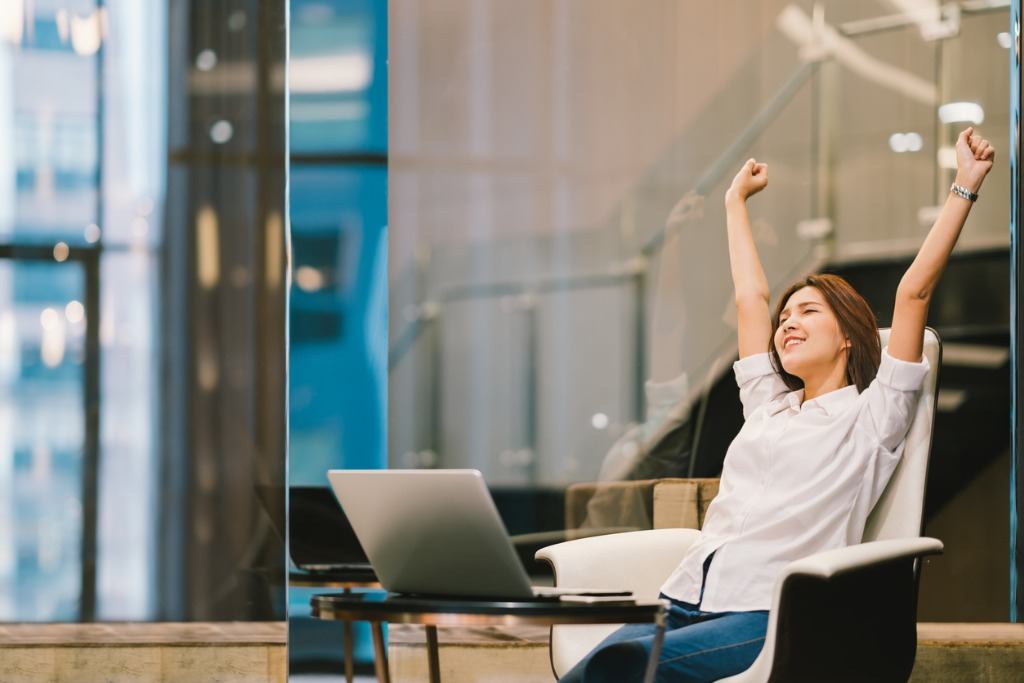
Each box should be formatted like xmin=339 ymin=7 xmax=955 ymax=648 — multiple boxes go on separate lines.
xmin=290 ymin=164 xmax=387 ymax=482
xmin=0 ymin=0 xmax=286 ymax=623
xmin=288 ymin=0 xmax=387 ymax=672
xmin=0 ymin=260 xmax=85 ymax=621
xmin=391 ymin=0 xmax=1013 ymax=624
xmin=290 ymin=0 xmax=386 ymax=154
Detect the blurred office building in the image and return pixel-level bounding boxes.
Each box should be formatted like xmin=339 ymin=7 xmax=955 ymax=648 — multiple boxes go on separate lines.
xmin=0 ymin=0 xmax=287 ymax=623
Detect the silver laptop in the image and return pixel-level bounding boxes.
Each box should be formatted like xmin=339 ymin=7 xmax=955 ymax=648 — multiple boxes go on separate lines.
xmin=327 ymin=469 xmax=629 ymax=600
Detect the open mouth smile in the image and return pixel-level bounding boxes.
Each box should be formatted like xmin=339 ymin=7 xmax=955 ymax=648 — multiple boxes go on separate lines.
xmin=783 ymin=335 xmax=805 ymax=350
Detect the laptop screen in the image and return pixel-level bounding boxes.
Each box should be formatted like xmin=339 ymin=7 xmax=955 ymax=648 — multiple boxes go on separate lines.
xmin=287 ymin=486 xmax=370 ymax=568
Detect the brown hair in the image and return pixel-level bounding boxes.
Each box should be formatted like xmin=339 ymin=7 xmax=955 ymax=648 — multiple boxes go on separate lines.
xmin=769 ymin=274 xmax=881 ymax=393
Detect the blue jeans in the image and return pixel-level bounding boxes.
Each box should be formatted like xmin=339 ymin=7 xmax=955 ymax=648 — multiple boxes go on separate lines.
xmin=557 ymin=598 xmax=768 ymax=683
xmin=559 ymin=553 xmax=768 ymax=682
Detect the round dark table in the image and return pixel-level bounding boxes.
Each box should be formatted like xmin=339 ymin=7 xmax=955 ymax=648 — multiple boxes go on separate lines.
xmin=289 ymin=567 xmax=379 ymax=589
xmin=311 ymin=592 xmax=668 ymax=683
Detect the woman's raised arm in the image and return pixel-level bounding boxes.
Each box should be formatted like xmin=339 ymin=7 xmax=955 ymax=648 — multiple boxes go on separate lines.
xmin=725 ymin=159 xmax=773 ymax=358
xmin=889 ymin=127 xmax=995 ymax=362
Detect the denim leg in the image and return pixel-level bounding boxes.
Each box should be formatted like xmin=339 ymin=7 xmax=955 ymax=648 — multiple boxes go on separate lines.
xmin=558 ymin=623 xmax=659 ymax=683
xmin=561 ymin=608 xmax=768 ymax=683
xmin=655 ymin=610 xmax=769 ymax=682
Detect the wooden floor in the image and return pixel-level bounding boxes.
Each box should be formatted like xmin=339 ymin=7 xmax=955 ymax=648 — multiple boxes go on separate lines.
xmin=918 ymin=622 xmax=1024 ymax=645
xmin=0 ymin=622 xmax=1022 ymax=681
xmin=0 ymin=622 xmax=287 ymax=683
xmin=388 ymin=622 xmax=1024 ymax=682
xmin=912 ymin=623 xmax=1024 ymax=682
xmin=0 ymin=622 xmax=286 ymax=646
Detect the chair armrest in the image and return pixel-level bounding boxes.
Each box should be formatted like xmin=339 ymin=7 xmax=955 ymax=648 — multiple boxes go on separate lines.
xmin=509 ymin=527 xmax=644 ymax=547
xmin=535 ymin=528 xmax=700 ymax=600
xmin=777 ymin=537 xmax=943 ymax=584
xmin=765 ymin=537 xmax=945 ymax=651
xmin=721 ymin=538 xmax=944 ymax=683
xmin=508 ymin=528 xmax=644 ymax=578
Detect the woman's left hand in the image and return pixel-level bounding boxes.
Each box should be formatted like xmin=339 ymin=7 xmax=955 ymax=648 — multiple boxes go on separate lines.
xmin=955 ymin=127 xmax=995 ymax=193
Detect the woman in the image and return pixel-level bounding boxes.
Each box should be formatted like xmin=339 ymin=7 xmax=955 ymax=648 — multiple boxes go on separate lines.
xmin=560 ymin=126 xmax=995 ymax=683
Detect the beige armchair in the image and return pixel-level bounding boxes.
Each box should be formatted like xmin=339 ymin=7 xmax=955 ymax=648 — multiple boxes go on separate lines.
xmin=564 ymin=478 xmax=720 ymax=533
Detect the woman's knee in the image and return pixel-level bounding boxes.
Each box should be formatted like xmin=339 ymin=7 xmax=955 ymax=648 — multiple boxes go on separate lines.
xmin=582 ymin=640 xmax=649 ymax=683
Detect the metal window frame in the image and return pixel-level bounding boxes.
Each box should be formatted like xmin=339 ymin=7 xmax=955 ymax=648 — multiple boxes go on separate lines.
xmin=1011 ymin=0 xmax=1022 ymax=623
xmin=0 ymin=242 xmax=101 ymax=621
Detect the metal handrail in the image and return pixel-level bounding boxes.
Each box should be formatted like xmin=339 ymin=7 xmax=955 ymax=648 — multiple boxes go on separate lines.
xmin=388 ymin=269 xmax=642 ymax=371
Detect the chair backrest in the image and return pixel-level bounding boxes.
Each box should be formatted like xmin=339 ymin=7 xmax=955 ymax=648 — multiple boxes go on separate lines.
xmin=862 ymin=327 xmax=941 ymax=542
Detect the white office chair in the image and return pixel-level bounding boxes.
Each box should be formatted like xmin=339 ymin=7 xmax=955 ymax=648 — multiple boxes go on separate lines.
xmin=537 ymin=328 xmax=943 ymax=682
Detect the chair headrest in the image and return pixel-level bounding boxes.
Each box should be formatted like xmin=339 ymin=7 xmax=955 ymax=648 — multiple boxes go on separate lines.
xmin=862 ymin=328 xmax=941 ymax=541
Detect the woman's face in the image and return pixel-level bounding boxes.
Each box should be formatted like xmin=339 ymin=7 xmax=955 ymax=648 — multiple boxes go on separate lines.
xmin=774 ymin=286 xmax=849 ymax=379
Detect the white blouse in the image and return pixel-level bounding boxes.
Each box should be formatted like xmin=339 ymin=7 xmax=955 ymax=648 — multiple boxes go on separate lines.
xmin=659 ymin=347 xmax=930 ymax=613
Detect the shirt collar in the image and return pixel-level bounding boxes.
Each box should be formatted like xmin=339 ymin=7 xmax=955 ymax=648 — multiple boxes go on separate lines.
xmin=770 ymin=384 xmax=860 ymax=417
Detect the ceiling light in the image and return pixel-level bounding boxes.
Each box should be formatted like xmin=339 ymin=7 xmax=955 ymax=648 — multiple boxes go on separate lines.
xmin=889 ymin=132 xmax=923 ymax=153
xmin=290 ymin=53 xmax=372 ymax=94
xmin=65 ymin=301 xmax=85 ymax=324
xmin=209 ymin=120 xmax=233 ymax=144
xmin=295 ymin=266 xmax=325 ymax=292
xmin=195 ymin=49 xmax=217 ymax=71
xmin=889 ymin=133 xmax=909 ymax=153
xmin=70 ymin=10 xmax=103 ymax=56
xmin=938 ymin=101 xmax=984 ymax=125
xmin=40 ymin=308 xmax=60 ymax=330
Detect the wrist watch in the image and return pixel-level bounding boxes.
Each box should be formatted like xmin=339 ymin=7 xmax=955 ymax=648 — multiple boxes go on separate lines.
xmin=950 ymin=183 xmax=978 ymax=202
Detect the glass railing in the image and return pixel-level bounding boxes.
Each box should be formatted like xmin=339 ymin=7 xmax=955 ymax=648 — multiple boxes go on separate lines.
xmin=389 ymin=0 xmax=1010 ymax=485
xmin=388 ymin=0 xmax=1013 ymax=622
xmin=388 ymin=5 xmax=823 ymax=487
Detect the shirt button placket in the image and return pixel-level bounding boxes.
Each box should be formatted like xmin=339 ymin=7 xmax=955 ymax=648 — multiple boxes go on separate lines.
xmin=741 ymin=411 xmax=787 ymax=533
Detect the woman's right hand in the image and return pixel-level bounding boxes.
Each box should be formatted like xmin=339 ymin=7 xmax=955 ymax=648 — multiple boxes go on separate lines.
xmin=725 ymin=158 xmax=768 ymax=204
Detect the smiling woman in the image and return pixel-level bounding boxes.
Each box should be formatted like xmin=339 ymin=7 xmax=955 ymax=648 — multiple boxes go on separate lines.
xmin=387 ymin=1 xmax=1021 ymax=680
xmin=770 ymin=274 xmax=882 ymax=396
xmin=561 ymin=127 xmax=996 ymax=681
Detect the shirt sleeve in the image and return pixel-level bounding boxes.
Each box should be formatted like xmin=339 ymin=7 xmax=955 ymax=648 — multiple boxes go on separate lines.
xmin=856 ymin=346 xmax=931 ymax=451
xmin=733 ymin=352 xmax=789 ymax=419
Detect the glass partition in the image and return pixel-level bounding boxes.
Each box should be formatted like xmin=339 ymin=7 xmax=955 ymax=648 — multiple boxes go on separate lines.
xmin=287 ymin=0 xmax=388 ymax=676
xmin=390 ymin=2 xmax=818 ymax=489
xmin=389 ymin=0 xmax=1014 ymax=624
xmin=1010 ymin=0 xmax=1022 ymax=624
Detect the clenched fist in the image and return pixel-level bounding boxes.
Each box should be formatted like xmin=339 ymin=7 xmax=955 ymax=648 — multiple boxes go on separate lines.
xmin=726 ymin=158 xmax=768 ymax=205
xmin=955 ymin=127 xmax=995 ymax=193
